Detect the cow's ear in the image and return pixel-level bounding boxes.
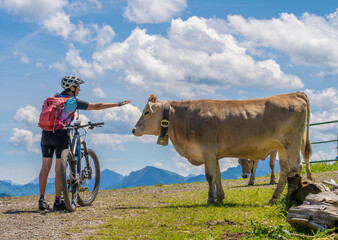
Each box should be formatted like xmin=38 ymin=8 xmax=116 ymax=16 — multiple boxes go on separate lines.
xmin=148 ymin=102 xmax=161 ymax=113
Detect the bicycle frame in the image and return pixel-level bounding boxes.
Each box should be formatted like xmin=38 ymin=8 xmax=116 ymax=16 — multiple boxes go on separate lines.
xmin=67 ymin=121 xmax=102 ymax=185
xmin=67 ymin=122 xmax=89 ymax=179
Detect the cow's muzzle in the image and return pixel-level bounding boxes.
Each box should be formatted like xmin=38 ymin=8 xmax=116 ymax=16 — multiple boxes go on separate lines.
xmin=242 ymin=173 xmax=250 ymax=179
xmin=132 ymin=127 xmax=142 ymax=136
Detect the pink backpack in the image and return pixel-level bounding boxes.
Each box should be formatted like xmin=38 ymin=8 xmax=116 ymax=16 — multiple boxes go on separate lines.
xmin=38 ymin=94 xmax=75 ymax=132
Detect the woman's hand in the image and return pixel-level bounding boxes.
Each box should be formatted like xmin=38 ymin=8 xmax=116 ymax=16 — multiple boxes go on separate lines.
xmin=117 ymin=100 xmax=132 ymax=107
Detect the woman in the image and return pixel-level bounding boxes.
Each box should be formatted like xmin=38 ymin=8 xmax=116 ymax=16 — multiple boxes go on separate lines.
xmin=38 ymin=75 xmax=131 ymax=211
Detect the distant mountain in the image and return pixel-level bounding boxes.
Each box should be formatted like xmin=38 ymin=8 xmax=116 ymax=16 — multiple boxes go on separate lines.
xmin=1 ymin=159 xmax=280 ymax=197
xmin=1 ymin=179 xmax=20 ymax=185
xmin=0 ymin=180 xmax=55 ymax=197
xmin=0 ymin=193 xmax=11 ymax=197
xmin=100 ymin=169 xmax=125 ymax=190
xmin=29 ymin=177 xmax=55 ymax=185
xmin=106 ymin=166 xmax=187 ymax=189
xmin=222 ymin=165 xmax=243 ymax=179
xmin=254 ymin=159 xmax=280 ymax=177
xmin=184 ymin=174 xmax=206 ymax=183
xmin=184 ymin=165 xmax=243 ymax=183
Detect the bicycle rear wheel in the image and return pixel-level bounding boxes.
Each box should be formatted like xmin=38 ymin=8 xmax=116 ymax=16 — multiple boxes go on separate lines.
xmin=77 ymin=149 xmax=100 ymax=206
xmin=60 ymin=149 xmax=78 ymax=212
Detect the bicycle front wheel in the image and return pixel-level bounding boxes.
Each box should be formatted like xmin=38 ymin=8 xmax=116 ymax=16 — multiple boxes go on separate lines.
xmin=60 ymin=149 xmax=77 ymax=212
xmin=77 ymin=149 xmax=100 ymax=206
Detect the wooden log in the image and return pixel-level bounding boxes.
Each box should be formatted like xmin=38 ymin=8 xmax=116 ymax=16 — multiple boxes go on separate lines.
xmin=322 ymin=180 xmax=338 ymax=190
xmin=306 ymin=190 xmax=338 ymax=206
xmin=287 ymin=190 xmax=338 ymax=231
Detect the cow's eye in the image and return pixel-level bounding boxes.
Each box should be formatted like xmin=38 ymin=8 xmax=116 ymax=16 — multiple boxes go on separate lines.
xmin=144 ymin=111 xmax=149 ymax=116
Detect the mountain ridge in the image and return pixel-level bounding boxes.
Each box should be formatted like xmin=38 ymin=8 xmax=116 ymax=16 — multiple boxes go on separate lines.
xmin=0 ymin=159 xmax=278 ymax=197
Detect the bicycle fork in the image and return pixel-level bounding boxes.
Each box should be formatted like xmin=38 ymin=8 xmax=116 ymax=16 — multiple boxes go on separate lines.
xmin=79 ymin=141 xmax=93 ymax=192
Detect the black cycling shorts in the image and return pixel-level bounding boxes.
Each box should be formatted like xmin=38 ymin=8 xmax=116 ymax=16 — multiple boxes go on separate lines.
xmin=41 ymin=130 xmax=69 ymax=158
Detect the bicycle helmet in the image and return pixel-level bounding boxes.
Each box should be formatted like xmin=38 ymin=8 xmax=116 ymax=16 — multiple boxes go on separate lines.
xmin=61 ymin=75 xmax=85 ymax=90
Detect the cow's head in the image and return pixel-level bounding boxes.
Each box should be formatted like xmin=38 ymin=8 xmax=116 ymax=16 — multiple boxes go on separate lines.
xmin=238 ymin=159 xmax=254 ymax=178
xmin=132 ymin=94 xmax=168 ymax=136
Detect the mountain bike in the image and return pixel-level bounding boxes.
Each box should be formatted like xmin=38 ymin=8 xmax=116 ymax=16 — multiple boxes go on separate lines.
xmin=60 ymin=121 xmax=104 ymax=212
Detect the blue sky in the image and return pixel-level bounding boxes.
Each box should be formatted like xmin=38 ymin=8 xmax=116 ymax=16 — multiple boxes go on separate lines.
xmin=1 ymin=0 xmax=337 ymax=184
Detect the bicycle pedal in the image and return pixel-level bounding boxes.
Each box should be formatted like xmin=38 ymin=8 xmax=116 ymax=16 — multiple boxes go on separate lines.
xmin=79 ymin=186 xmax=89 ymax=192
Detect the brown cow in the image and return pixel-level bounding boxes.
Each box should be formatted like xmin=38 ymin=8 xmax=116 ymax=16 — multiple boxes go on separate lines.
xmin=238 ymin=151 xmax=277 ymax=186
xmin=132 ymin=92 xmax=312 ymax=204
xmin=239 ymin=150 xmax=312 ymax=186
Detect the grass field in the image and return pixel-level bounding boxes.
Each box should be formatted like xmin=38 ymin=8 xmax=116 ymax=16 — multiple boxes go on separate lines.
xmin=87 ymin=162 xmax=338 ymax=240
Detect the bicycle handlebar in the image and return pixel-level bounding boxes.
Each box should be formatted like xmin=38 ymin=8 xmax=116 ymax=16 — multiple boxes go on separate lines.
xmin=64 ymin=121 xmax=105 ymax=131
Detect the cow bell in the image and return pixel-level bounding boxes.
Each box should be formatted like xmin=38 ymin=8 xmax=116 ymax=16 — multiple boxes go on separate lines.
xmin=157 ymin=135 xmax=169 ymax=146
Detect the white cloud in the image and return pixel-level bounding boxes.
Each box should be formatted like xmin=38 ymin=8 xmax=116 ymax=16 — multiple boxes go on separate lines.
xmin=36 ymin=62 xmax=44 ymax=68
xmin=65 ymin=46 xmax=96 ymax=78
xmin=151 ymin=162 xmax=164 ymax=168
xmin=0 ymin=0 xmax=67 ymax=21
xmin=13 ymin=52 xmax=30 ymax=64
xmin=49 ymin=62 xmax=69 ymax=72
xmin=90 ymin=104 xmax=142 ymax=134
xmin=95 ymin=24 xmax=115 ymax=49
xmin=77 ymin=113 xmax=90 ymax=124
xmin=91 ymin=17 xmax=302 ymax=98
xmin=1 ymin=0 xmax=106 ymax=45
xmin=304 ymin=88 xmax=338 ymax=143
xmin=89 ymin=133 xmax=156 ymax=150
xmin=20 ymin=56 xmax=30 ymax=64
xmin=310 ymin=149 xmax=337 ymax=162
xmin=227 ymin=10 xmax=338 ymax=69
xmin=92 ymin=87 xmax=106 ymax=98
xmin=306 ymin=88 xmax=338 ymax=111
xmin=13 ymin=105 xmax=40 ymax=125
xmin=219 ymin=158 xmax=239 ymax=172
xmin=9 ymin=128 xmax=40 ymax=154
xmin=43 ymin=12 xmax=75 ymax=39
xmin=170 ymin=152 xmax=204 ymax=176
xmin=72 ymin=22 xmax=92 ymax=43
xmin=124 ymin=0 xmax=187 ymax=24
xmin=68 ymin=0 xmax=102 ymax=13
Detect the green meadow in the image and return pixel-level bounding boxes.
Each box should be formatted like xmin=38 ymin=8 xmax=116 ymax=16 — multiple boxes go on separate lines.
xmin=86 ymin=162 xmax=338 ymax=239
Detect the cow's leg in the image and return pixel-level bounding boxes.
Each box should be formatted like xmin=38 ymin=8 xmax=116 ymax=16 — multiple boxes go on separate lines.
xmin=248 ymin=161 xmax=258 ymax=186
xmin=215 ymin=160 xmax=224 ymax=204
xmin=269 ymin=150 xmax=289 ymax=203
xmin=204 ymin=154 xmax=217 ymax=205
xmin=287 ymin=149 xmax=302 ymax=178
xmin=285 ymin=148 xmax=304 ymax=201
xmin=269 ymin=151 xmax=277 ymax=185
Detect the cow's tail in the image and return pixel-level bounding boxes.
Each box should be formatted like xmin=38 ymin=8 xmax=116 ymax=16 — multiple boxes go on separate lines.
xmin=297 ymin=92 xmax=312 ymax=158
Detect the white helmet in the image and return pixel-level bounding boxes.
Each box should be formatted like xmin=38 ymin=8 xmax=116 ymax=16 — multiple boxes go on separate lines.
xmin=61 ymin=75 xmax=85 ymax=90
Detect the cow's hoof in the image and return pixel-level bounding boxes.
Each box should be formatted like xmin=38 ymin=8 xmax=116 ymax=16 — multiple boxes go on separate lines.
xmin=207 ymin=199 xmax=216 ymax=206
xmin=269 ymin=180 xmax=276 ymax=185
xmin=216 ymin=199 xmax=224 ymax=205
xmin=248 ymin=181 xmax=254 ymax=186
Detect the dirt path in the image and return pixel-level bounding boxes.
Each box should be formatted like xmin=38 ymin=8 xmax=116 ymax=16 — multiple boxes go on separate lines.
xmin=0 ymin=171 xmax=337 ymax=239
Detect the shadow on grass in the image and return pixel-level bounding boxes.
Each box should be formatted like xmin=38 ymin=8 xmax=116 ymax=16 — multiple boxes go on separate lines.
xmin=3 ymin=209 xmax=69 ymax=215
xmin=230 ymin=182 xmax=276 ymax=189
xmin=112 ymin=201 xmax=261 ymax=210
